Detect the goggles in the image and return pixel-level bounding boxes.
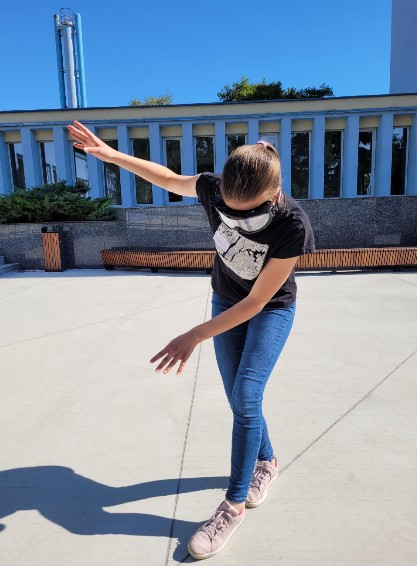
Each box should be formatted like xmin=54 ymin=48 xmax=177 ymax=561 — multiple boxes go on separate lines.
xmin=213 ymin=193 xmax=280 ymax=234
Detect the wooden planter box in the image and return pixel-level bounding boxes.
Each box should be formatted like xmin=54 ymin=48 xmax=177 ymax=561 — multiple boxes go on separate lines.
xmin=100 ymin=247 xmax=417 ymax=273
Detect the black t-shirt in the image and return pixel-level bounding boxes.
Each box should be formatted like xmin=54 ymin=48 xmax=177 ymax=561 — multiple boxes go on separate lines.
xmin=196 ymin=172 xmax=315 ymax=308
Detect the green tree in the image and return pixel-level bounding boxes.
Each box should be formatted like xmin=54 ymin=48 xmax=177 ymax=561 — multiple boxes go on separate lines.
xmin=0 ymin=180 xmax=117 ymax=223
xmin=129 ymin=93 xmax=173 ymax=106
xmin=217 ymin=76 xmax=333 ymax=102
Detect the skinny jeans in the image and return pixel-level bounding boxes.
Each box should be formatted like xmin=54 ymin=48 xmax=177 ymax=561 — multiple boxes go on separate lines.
xmin=211 ymin=291 xmax=296 ymax=504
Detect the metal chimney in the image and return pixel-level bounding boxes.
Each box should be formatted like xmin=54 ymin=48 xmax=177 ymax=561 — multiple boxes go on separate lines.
xmin=53 ymin=8 xmax=88 ymax=108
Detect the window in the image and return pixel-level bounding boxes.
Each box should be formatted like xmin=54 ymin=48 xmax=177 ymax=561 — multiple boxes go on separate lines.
xmin=324 ymin=131 xmax=342 ymax=198
xmin=291 ymin=132 xmax=310 ymax=199
xmin=132 ymin=139 xmax=153 ymax=204
xmin=357 ymin=130 xmax=374 ymax=196
xmin=8 ymin=142 xmax=26 ymax=190
xmin=227 ymin=134 xmax=246 ymax=156
xmin=163 ymin=138 xmax=182 ymax=203
xmin=195 ymin=136 xmax=214 ymax=173
xmin=73 ymin=147 xmax=88 ymax=183
xmin=103 ymin=139 xmax=121 ymax=205
xmin=39 ymin=141 xmax=57 ymax=185
xmin=391 ymin=127 xmax=408 ymax=195
xmin=258 ymin=133 xmax=279 ymax=148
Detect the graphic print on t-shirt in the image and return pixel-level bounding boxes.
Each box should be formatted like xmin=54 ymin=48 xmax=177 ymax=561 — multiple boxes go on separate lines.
xmin=213 ymin=223 xmax=269 ymax=280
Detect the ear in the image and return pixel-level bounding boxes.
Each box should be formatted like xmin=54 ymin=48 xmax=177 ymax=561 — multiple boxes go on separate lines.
xmin=274 ymin=190 xmax=284 ymax=206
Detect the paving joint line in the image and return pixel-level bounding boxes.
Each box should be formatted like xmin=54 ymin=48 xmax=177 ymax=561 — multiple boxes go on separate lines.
xmin=0 ymin=278 xmax=55 ymax=302
xmin=164 ymin=284 xmax=211 ymax=566
xmin=279 ymin=345 xmax=417 ymax=476
xmin=0 ymin=293 xmax=208 ymax=349
xmin=387 ymin=273 xmax=417 ymax=289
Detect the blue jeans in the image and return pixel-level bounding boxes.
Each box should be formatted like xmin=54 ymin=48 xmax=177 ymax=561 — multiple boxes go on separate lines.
xmin=211 ymin=291 xmax=296 ymax=504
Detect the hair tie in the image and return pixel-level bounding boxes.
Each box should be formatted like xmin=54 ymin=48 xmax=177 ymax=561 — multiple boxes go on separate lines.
xmin=256 ymin=140 xmax=267 ymax=149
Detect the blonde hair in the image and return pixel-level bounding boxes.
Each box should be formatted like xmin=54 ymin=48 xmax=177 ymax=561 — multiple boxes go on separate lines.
xmin=221 ymin=141 xmax=282 ymax=202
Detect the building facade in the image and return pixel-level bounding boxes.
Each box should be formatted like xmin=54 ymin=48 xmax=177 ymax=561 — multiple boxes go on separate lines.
xmin=0 ymin=94 xmax=417 ymax=207
xmin=390 ymin=0 xmax=417 ymax=94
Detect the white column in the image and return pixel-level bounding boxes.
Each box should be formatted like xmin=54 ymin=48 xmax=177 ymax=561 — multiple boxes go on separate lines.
xmin=374 ymin=112 xmax=394 ymax=197
xmin=279 ymin=117 xmax=291 ymax=195
xmin=85 ymin=125 xmax=104 ymax=199
xmin=53 ymin=126 xmax=74 ymax=183
xmin=342 ymin=114 xmax=359 ymax=198
xmin=406 ymin=113 xmax=417 ymax=196
xmin=247 ymin=119 xmax=259 ymax=145
xmin=117 ymin=124 xmax=135 ymax=207
xmin=310 ymin=116 xmax=325 ymax=199
xmin=21 ymin=128 xmax=42 ymax=189
xmin=181 ymin=121 xmax=196 ymax=204
xmin=149 ymin=123 xmax=165 ymax=206
xmin=214 ymin=120 xmax=226 ymax=173
xmin=0 ymin=132 xmax=12 ymax=195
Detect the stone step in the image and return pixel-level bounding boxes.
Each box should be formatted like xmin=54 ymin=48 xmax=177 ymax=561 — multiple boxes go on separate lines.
xmin=0 ymin=262 xmax=20 ymax=275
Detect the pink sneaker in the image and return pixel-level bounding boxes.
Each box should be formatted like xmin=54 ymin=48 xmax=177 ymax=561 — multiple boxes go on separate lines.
xmin=187 ymin=499 xmax=245 ymax=560
xmin=245 ymin=457 xmax=279 ymax=508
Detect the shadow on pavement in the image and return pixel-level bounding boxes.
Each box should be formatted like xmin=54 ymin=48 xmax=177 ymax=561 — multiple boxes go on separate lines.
xmin=3 ymin=267 xmax=415 ymax=280
xmin=0 ymin=466 xmax=228 ymax=561
xmin=0 ymin=269 xmax=212 ymax=279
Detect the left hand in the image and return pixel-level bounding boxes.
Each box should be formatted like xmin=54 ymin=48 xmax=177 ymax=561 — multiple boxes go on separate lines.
xmin=150 ymin=331 xmax=200 ymax=375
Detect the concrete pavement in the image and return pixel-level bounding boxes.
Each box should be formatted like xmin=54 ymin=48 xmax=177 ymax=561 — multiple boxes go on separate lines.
xmin=0 ymin=268 xmax=416 ymax=565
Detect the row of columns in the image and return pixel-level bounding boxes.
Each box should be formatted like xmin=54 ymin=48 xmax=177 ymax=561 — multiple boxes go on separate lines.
xmin=1 ymin=114 xmax=417 ymax=202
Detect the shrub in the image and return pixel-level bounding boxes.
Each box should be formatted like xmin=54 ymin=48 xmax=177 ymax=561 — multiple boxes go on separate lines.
xmin=0 ymin=180 xmax=118 ymax=223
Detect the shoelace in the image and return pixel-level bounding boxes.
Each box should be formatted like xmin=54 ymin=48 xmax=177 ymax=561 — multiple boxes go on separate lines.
xmin=249 ymin=463 xmax=274 ymax=492
xmin=201 ymin=507 xmax=235 ymax=540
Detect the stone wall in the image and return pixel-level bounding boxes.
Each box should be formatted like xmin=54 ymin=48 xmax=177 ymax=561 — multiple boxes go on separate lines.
xmin=0 ymin=197 xmax=416 ymax=270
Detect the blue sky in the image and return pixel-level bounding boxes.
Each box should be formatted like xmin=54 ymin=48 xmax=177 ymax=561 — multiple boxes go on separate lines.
xmin=0 ymin=0 xmax=392 ymax=111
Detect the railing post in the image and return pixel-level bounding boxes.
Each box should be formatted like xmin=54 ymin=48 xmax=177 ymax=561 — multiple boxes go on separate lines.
xmin=342 ymin=114 xmax=360 ymax=198
xmin=0 ymin=132 xmax=12 ymax=194
xmin=214 ymin=120 xmax=226 ymax=173
xmin=181 ymin=121 xmax=197 ymax=204
xmin=21 ymin=128 xmax=42 ymax=189
xmin=53 ymin=125 xmax=74 ymax=184
xmin=310 ymin=115 xmax=325 ymax=199
xmin=279 ymin=116 xmax=291 ymax=195
xmin=117 ymin=124 xmax=135 ymax=207
xmin=374 ymin=112 xmax=393 ymax=196
xmin=149 ymin=123 xmax=165 ymax=206
xmin=407 ymin=113 xmax=417 ymax=195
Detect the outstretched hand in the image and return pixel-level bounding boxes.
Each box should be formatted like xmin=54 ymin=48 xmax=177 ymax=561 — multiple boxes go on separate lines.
xmin=67 ymin=120 xmax=118 ymax=163
xmin=150 ymin=331 xmax=200 ymax=375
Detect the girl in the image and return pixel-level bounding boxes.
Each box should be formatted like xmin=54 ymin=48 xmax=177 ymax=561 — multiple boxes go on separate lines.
xmin=67 ymin=120 xmax=315 ymax=560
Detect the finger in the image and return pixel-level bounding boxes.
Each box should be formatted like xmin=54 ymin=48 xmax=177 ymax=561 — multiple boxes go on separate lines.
xmin=73 ymin=120 xmax=91 ymax=133
xmin=150 ymin=349 xmax=168 ymax=364
xmin=176 ymin=350 xmax=192 ymax=374
xmin=155 ymin=354 xmax=173 ymax=373
xmin=72 ymin=143 xmax=87 ymax=152
xmin=67 ymin=129 xmax=85 ymax=142
xmin=73 ymin=144 xmax=94 ymax=154
xmin=73 ymin=120 xmax=100 ymax=143
xmin=176 ymin=361 xmax=187 ymax=375
xmin=162 ymin=357 xmax=181 ymax=375
xmin=69 ymin=132 xmax=91 ymax=147
xmin=68 ymin=126 xmax=89 ymax=141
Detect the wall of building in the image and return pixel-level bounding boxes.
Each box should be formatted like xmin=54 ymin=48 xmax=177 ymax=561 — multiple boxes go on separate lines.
xmin=1 ymin=197 xmax=416 ymax=270
xmin=1 ymin=96 xmax=417 ymax=271
xmin=390 ymin=0 xmax=417 ymax=94
xmin=1 ymin=95 xmax=417 ymax=207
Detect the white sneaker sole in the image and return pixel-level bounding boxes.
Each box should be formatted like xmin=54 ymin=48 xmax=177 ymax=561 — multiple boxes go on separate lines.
xmin=245 ymin=470 xmax=279 ymax=508
xmin=187 ymin=512 xmax=245 ymax=560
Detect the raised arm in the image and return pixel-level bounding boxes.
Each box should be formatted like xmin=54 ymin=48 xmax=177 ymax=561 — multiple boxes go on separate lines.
xmin=67 ymin=120 xmax=200 ymax=197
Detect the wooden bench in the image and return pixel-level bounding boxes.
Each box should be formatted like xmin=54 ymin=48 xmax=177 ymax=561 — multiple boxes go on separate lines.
xmin=100 ymin=247 xmax=417 ymax=273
